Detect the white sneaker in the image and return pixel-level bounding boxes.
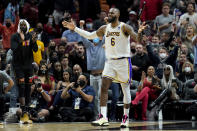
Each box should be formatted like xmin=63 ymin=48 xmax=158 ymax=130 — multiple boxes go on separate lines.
xmin=4 ymin=112 xmax=18 ymax=123
xmin=91 ymin=114 xmax=109 ymax=126
xmin=120 ymin=115 xmax=129 ymax=128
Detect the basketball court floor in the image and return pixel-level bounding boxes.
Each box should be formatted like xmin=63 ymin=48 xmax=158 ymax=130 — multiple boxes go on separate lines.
xmin=1 ymin=121 xmax=197 ymax=131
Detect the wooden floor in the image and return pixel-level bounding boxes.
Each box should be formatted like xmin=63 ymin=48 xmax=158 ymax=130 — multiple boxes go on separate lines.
xmin=1 ymin=121 xmax=197 ymax=131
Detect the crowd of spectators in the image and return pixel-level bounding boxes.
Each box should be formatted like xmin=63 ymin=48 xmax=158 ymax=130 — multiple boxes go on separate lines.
xmin=1 ymin=0 xmax=197 ymax=123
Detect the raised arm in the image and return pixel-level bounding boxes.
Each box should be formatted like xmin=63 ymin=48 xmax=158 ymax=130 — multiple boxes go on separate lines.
xmin=62 ymin=20 xmax=106 ymax=39
xmin=122 ymin=24 xmax=137 ymax=41
xmin=122 ymin=22 xmax=146 ymax=43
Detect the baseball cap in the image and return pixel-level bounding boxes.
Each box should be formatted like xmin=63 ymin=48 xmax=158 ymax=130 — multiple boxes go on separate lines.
xmin=129 ymin=11 xmax=137 ymax=15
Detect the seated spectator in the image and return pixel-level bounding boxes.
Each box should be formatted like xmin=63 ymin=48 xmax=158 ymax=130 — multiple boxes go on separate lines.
xmin=47 ymin=41 xmax=57 ymax=62
xmin=178 ymin=61 xmax=194 ymax=83
xmin=161 ymin=65 xmax=182 ymax=100
xmin=32 ymin=63 xmax=55 ymax=95
xmin=60 ymin=74 xmax=95 ymax=122
xmin=131 ymin=66 xmax=161 ymax=120
xmin=149 ymin=65 xmax=182 ymax=116
xmin=52 ymin=61 xmax=63 ymax=83
xmin=0 ymin=70 xmax=14 ymax=120
xmin=70 ymin=64 xmax=83 ymax=82
xmin=49 ymin=70 xmax=71 ymax=111
xmin=17 ymin=78 xmax=52 ymax=123
xmin=57 ymin=43 xmax=66 ymax=60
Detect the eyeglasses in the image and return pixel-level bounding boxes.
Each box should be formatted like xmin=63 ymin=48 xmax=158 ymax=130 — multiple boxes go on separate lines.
xmin=164 ymin=67 xmax=170 ymax=71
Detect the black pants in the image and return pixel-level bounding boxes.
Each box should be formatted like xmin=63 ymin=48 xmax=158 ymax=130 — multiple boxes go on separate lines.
xmin=59 ymin=107 xmax=94 ymax=122
xmin=0 ymin=94 xmax=6 ymax=120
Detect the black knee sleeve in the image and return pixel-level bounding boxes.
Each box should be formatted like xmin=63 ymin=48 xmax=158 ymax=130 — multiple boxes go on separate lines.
xmin=25 ymin=82 xmax=32 ymax=106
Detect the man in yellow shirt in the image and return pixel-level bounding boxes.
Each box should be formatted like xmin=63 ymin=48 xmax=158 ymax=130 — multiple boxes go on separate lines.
xmin=33 ymin=40 xmax=44 ymax=65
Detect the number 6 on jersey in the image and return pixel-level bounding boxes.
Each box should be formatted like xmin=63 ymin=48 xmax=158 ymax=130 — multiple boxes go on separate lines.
xmin=111 ymin=37 xmax=115 ymax=46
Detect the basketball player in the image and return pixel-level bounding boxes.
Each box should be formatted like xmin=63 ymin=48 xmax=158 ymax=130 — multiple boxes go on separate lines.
xmin=62 ymin=8 xmax=146 ymax=128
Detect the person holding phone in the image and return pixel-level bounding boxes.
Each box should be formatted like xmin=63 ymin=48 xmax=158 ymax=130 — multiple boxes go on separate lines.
xmin=11 ymin=19 xmax=38 ymax=123
xmin=178 ymin=2 xmax=197 ymax=28
xmin=154 ymin=2 xmax=174 ymax=35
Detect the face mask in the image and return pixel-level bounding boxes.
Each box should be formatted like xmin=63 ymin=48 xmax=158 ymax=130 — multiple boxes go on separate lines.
xmin=6 ymin=23 xmax=11 ymax=28
xmin=86 ymin=23 xmax=93 ymax=30
xmin=159 ymin=53 xmax=167 ymax=59
xmin=39 ymin=69 xmax=46 ymax=75
xmin=20 ymin=27 xmax=27 ymax=33
xmin=50 ymin=56 xmax=58 ymax=63
xmin=184 ymin=67 xmax=191 ymax=72
xmin=93 ymin=38 xmax=100 ymax=44
xmin=79 ymin=80 xmax=86 ymax=87
xmin=48 ymin=17 xmax=53 ymax=25
xmin=50 ymin=46 xmax=56 ymax=50
xmin=131 ymin=49 xmax=136 ymax=53
xmin=37 ymin=27 xmax=42 ymax=33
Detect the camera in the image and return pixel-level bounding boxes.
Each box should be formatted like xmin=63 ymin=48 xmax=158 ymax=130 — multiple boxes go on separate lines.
xmin=186 ymin=17 xmax=190 ymax=22
xmin=63 ymin=16 xmax=71 ymax=22
xmin=73 ymin=82 xmax=79 ymax=88
xmin=34 ymin=79 xmax=42 ymax=89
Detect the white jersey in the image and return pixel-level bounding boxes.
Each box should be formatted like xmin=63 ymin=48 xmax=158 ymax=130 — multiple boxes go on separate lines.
xmin=104 ymin=22 xmax=131 ymax=59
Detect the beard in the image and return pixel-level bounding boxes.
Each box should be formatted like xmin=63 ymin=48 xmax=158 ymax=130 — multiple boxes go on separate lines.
xmin=108 ymin=16 xmax=117 ymax=23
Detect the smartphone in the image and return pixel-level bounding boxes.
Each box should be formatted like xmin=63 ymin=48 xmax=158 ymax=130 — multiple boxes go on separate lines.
xmin=168 ymin=21 xmax=172 ymax=24
xmin=186 ymin=17 xmax=190 ymax=22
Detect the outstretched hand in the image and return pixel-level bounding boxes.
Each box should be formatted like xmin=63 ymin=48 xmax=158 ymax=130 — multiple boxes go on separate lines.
xmin=62 ymin=20 xmax=76 ymax=30
xmin=138 ymin=21 xmax=147 ymax=34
